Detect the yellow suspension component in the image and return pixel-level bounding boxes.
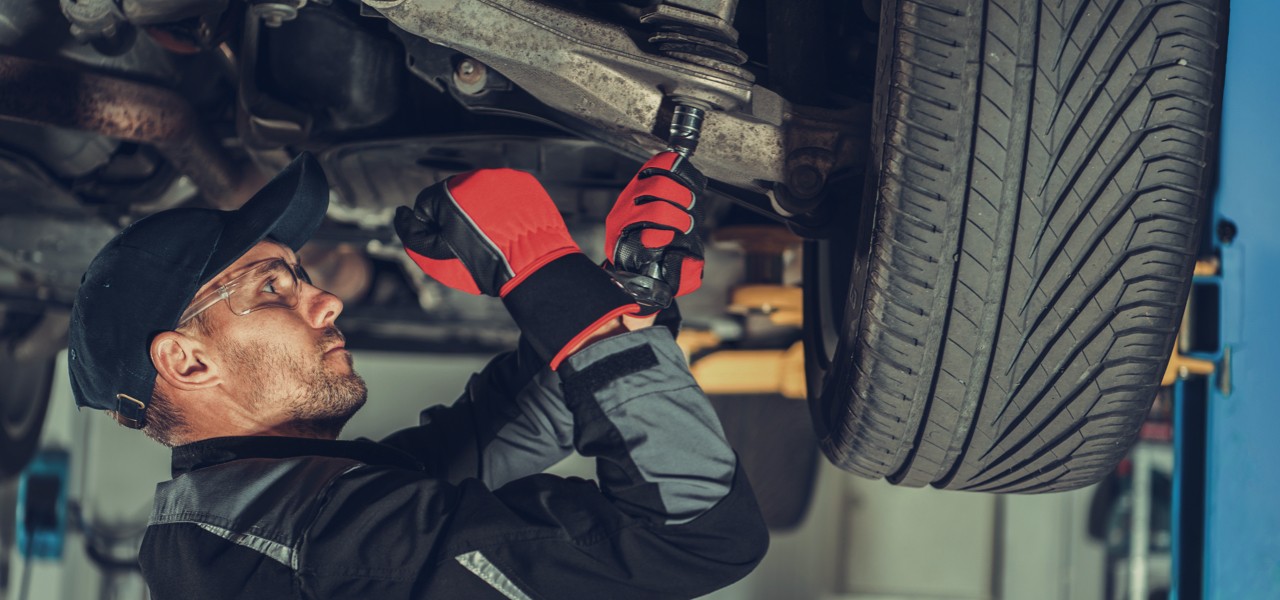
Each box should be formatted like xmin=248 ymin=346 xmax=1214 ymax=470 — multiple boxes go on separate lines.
xmin=688 ymin=341 xmax=807 ymax=400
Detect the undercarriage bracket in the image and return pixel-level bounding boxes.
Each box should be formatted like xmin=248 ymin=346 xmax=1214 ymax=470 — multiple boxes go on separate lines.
xmin=370 ymin=0 xmax=865 ymax=214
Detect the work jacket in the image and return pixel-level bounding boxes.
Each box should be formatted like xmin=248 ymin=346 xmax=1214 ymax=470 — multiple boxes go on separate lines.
xmin=137 ymin=327 xmax=769 ymax=599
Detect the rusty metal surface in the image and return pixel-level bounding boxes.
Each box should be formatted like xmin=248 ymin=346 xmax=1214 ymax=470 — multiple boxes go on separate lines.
xmin=378 ymin=0 xmax=868 ymax=201
xmin=0 ymin=54 xmax=241 ymax=207
xmin=665 ymin=0 xmax=738 ymax=22
xmin=376 ymin=0 xmax=796 ymax=190
xmin=641 ymin=5 xmax=737 ymax=44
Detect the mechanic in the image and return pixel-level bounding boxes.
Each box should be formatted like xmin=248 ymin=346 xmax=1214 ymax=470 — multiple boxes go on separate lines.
xmin=66 ymin=152 xmax=768 ymax=599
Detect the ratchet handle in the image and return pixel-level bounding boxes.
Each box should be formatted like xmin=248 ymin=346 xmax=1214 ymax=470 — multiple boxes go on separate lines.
xmin=611 ymin=264 xmax=676 ymax=314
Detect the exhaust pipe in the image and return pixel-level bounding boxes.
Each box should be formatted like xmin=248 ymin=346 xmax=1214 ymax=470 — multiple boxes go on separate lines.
xmin=0 ymin=55 xmax=244 ymax=209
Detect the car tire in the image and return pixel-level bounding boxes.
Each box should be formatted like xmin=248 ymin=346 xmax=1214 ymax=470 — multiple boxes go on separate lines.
xmin=0 ymin=355 xmax=54 ymax=479
xmin=710 ymin=393 xmax=819 ymax=530
xmin=0 ymin=310 xmax=63 ymax=480
xmin=807 ymin=0 xmax=1226 ymax=492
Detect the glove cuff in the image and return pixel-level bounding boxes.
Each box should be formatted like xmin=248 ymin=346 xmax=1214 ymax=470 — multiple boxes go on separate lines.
xmin=502 ymin=252 xmax=641 ymax=370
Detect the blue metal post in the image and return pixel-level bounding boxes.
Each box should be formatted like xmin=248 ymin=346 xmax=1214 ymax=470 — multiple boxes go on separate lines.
xmin=1203 ymin=0 xmax=1280 ymax=596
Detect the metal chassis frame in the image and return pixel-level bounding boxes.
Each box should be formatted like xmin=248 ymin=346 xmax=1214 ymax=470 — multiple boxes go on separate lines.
xmin=368 ymin=0 xmax=867 ymax=214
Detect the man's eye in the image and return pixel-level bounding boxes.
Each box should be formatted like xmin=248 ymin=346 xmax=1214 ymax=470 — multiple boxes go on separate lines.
xmin=261 ymin=278 xmax=279 ymax=294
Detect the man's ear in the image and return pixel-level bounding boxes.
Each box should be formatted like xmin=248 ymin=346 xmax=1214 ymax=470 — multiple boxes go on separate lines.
xmin=151 ymin=331 xmax=220 ymax=390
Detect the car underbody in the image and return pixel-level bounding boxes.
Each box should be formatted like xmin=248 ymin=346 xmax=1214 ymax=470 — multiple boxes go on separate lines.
xmin=1 ymin=0 xmax=1227 ymax=497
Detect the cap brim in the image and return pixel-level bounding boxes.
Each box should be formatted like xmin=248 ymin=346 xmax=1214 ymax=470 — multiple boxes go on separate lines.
xmin=203 ymin=151 xmax=329 ymax=280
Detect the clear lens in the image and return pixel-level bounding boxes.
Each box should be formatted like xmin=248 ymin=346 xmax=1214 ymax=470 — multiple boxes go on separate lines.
xmin=178 ymin=259 xmax=306 ymax=326
xmin=226 ymin=260 xmax=301 ymax=316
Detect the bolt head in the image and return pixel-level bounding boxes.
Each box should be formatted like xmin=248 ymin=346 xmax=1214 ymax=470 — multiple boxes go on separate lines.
xmin=787 ymin=164 xmax=824 ymax=198
xmin=252 ymin=3 xmax=298 ymax=27
xmin=1217 ymin=219 xmax=1238 ymax=244
xmin=453 ymin=58 xmax=488 ymax=94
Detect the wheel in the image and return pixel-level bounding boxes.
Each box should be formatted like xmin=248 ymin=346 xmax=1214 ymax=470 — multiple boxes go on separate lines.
xmin=0 ymin=310 xmax=63 ymax=480
xmin=807 ymin=0 xmax=1226 ymax=492
xmin=0 ymin=354 xmax=53 ymax=479
xmin=709 ymin=394 xmax=819 ymax=530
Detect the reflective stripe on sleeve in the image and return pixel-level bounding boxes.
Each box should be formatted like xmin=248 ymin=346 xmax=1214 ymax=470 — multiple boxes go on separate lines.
xmin=455 ymin=550 xmax=535 ymax=600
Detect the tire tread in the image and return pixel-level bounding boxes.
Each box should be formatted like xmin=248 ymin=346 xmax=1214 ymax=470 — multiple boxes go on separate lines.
xmin=818 ymin=0 xmax=1224 ymax=492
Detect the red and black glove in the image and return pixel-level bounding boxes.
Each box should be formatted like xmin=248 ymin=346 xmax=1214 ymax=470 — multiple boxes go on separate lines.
xmin=604 ymin=151 xmax=706 ymax=315
xmin=394 ymin=169 xmax=640 ymax=368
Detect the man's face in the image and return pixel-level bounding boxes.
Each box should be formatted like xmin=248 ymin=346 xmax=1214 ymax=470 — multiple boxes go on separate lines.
xmin=187 ymin=240 xmax=367 ymax=437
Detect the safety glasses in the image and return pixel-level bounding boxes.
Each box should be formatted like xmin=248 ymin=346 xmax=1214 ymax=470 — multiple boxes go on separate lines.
xmin=177 ymin=258 xmax=312 ymax=328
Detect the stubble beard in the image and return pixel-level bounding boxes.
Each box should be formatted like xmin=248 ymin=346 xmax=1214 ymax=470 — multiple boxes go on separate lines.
xmin=227 ymin=328 xmax=368 ymax=439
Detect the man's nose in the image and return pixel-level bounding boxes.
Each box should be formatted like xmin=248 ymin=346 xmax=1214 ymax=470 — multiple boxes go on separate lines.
xmin=303 ymin=284 xmax=344 ymax=328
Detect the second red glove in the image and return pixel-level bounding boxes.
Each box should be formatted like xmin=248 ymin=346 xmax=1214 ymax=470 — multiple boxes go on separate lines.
xmin=604 ymin=152 xmax=706 ymax=313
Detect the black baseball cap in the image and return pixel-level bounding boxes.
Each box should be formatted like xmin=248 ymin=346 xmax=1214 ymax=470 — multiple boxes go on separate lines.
xmin=68 ymin=152 xmax=330 ymax=428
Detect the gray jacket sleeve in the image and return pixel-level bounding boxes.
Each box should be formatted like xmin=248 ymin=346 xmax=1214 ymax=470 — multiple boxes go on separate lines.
xmin=559 ymin=325 xmax=737 ymax=524
xmin=377 ymin=336 xmax=575 ymax=488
